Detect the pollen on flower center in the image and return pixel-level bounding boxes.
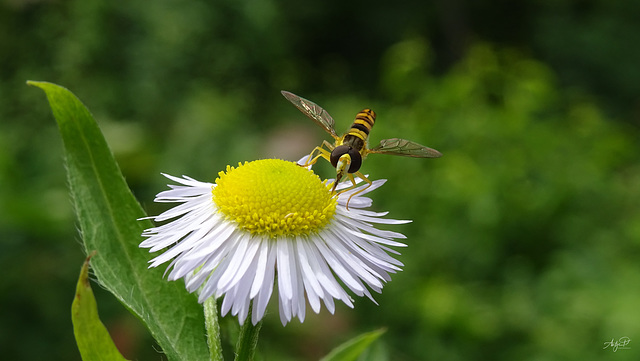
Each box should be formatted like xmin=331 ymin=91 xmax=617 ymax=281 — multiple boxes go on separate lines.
xmin=212 ymin=159 xmax=337 ymax=237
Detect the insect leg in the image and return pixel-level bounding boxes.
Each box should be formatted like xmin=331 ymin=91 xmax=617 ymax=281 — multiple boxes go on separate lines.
xmin=303 ymin=140 xmax=334 ymax=167
xmin=336 ymin=172 xmax=373 ymax=210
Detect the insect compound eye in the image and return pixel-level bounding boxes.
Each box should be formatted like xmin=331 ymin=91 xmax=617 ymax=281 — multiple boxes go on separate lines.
xmin=347 ymin=148 xmax=362 ymax=173
xmin=330 ymin=145 xmax=350 ymax=168
xmin=330 ymin=145 xmax=362 ymax=173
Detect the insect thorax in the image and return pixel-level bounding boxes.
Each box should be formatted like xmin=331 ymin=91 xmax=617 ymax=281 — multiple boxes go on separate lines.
xmin=341 ymin=134 xmax=366 ymax=153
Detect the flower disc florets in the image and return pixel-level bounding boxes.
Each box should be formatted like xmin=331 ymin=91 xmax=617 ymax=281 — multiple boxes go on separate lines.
xmin=212 ymin=159 xmax=337 ymax=237
xmin=141 ymin=157 xmax=410 ymax=326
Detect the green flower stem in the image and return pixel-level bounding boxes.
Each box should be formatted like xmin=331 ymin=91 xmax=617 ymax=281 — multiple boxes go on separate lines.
xmin=204 ymin=297 xmax=224 ymax=361
xmin=234 ymin=304 xmax=262 ymax=361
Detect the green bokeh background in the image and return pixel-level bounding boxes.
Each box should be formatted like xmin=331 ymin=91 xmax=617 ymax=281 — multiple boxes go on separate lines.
xmin=2 ymin=0 xmax=639 ymax=360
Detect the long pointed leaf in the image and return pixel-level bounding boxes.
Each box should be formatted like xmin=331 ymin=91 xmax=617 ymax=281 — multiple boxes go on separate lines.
xmin=320 ymin=329 xmax=386 ymax=361
xmin=72 ymin=253 xmax=130 ymax=361
xmin=28 ymin=81 xmax=209 ymax=361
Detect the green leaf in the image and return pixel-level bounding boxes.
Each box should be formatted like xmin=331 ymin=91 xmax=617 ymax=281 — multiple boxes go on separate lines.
xmin=28 ymin=81 xmax=209 ymax=361
xmin=320 ymin=329 xmax=387 ymax=361
xmin=234 ymin=305 xmax=262 ymax=361
xmin=72 ymin=253 xmax=130 ymax=361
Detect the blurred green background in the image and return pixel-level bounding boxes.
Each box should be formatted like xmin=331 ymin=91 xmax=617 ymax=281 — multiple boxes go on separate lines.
xmin=2 ymin=0 xmax=640 ymax=360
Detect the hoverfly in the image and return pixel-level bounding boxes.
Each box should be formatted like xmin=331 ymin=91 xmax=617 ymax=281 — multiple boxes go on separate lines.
xmin=281 ymin=90 xmax=442 ymax=208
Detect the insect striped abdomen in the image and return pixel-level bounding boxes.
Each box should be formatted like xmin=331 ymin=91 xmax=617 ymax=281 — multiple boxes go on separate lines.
xmin=349 ymin=109 xmax=376 ymax=137
xmin=342 ymin=109 xmax=376 ymax=151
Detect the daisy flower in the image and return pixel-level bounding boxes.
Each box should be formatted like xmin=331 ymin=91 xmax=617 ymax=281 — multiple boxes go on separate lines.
xmin=140 ymin=158 xmax=409 ymax=325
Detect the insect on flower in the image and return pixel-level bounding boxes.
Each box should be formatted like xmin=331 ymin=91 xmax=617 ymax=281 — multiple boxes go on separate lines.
xmin=282 ymin=90 xmax=442 ymax=207
xmin=141 ymin=159 xmax=410 ymax=325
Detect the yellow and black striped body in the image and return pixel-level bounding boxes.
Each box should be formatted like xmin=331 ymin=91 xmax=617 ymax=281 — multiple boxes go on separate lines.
xmin=329 ymin=109 xmax=377 ymax=175
xmin=281 ymin=90 xmax=442 ymax=208
xmin=340 ymin=109 xmax=376 ymax=157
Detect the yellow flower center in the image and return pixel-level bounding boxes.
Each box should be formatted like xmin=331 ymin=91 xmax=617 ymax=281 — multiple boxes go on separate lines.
xmin=212 ymin=159 xmax=337 ymax=237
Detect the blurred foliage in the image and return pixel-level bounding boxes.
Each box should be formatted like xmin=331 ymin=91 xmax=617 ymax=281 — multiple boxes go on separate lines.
xmin=365 ymin=40 xmax=640 ymax=361
xmin=1 ymin=0 xmax=640 ymax=360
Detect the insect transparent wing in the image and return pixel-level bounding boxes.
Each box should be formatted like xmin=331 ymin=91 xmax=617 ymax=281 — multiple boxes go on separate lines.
xmin=281 ymin=91 xmax=338 ymax=138
xmin=369 ymin=138 xmax=443 ymax=158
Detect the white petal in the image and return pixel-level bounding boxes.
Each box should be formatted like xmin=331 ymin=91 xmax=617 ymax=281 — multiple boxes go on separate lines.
xmin=252 ymin=244 xmax=277 ymax=324
xmin=140 ymin=171 xmax=412 ymax=326
xmin=299 ymin=239 xmax=352 ymax=306
xmin=276 ymin=238 xmax=294 ymax=300
xmin=249 ymin=240 xmax=270 ymax=298
xmin=314 ymin=232 xmax=366 ymax=295
xmin=218 ymin=233 xmax=260 ymax=292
